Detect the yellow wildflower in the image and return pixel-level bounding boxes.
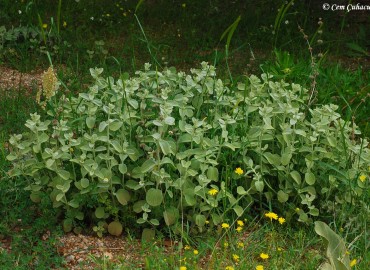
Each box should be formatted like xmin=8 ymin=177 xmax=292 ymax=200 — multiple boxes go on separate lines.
xmin=256 ymin=265 xmax=264 ymax=270
xmin=180 ymin=266 xmax=187 ymax=270
xmin=184 ymin=245 xmax=190 ymax=250
xmin=221 ymin=223 xmax=230 ymax=229
xmin=237 ymin=220 xmax=244 ymax=227
xmin=223 ymin=242 xmax=229 ymax=248
xmin=205 ymin=220 xmax=209 ymax=224
xmin=236 ymin=226 xmax=243 ymax=232
xmin=359 ymin=174 xmax=366 ymax=182
xmin=235 ymin=167 xmax=244 ymax=175
xmin=193 ymin=249 xmax=199 ymax=255
xmin=260 ymin=253 xmax=269 ymax=259
xmin=232 ymin=254 xmax=240 ymax=262
xmin=265 ymin=212 xmax=278 ymax=221
xmin=225 ymin=266 xmax=234 ymax=270
xmin=277 ymin=247 xmax=283 ymax=252
xmin=350 ymin=259 xmax=357 ymax=267
xmin=42 ymin=23 xmax=48 ymax=29
xmin=237 ymin=242 xmax=244 ymax=248
xmin=63 ymin=21 xmax=67 ymax=27
xmin=208 ymin=188 xmax=218 ymax=196
xmin=278 ymin=217 xmax=286 ymax=224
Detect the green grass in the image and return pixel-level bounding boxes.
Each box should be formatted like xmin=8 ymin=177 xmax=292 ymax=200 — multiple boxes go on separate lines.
xmin=0 ymin=1 xmax=369 ymax=269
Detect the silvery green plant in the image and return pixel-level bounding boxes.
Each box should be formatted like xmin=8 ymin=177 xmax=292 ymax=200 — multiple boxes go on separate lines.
xmin=7 ymin=62 xmax=369 ymax=236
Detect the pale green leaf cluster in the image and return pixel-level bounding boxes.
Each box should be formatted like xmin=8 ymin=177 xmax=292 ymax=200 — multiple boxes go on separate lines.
xmin=7 ymin=62 xmax=369 ymax=235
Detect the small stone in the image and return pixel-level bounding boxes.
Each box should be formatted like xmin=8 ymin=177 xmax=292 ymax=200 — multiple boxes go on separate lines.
xmin=65 ymin=254 xmax=75 ymax=263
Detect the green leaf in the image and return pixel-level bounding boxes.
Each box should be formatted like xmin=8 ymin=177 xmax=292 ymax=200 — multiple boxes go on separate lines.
xmin=108 ymin=221 xmax=123 ymax=236
xmin=149 ymin=219 xmax=159 ymax=226
xmin=99 ymin=121 xmax=108 ymax=132
xmin=195 ymin=214 xmax=206 ymax=227
xmin=80 ymin=178 xmax=89 ymax=188
xmin=263 ymin=152 xmax=281 ymax=166
xmin=116 ymin=189 xmax=131 ymax=206
xmin=163 ymin=207 xmax=179 ymax=226
xmin=207 ymin=167 xmax=219 ymax=181
xmin=146 ymin=188 xmax=163 ymax=207
xmin=109 ymin=121 xmax=123 ymax=131
xmin=159 ymin=140 xmax=172 ymax=155
xmin=118 ymin=164 xmax=127 ymax=174
xmin=314 ymin=221 xmax=350 ymax=270
xmin=141 ymin=158 xmax=156 ymax=173
xmin=141 ymin=228 xmax=155 ymax=242
xmin=237 ymin=186 xmax=248 ymax=195
xmin=133 ymin=200 xmax=146 ymax=213
xmin=86 ymin=116 xmax=96 ymax=129
xmin=277 ymin=190 xmax=289 ymax=203
xmin=290 ymin=171 xmax=301 ymax=185
xmin=255 ymin=180 xmax=264 ymax=192
xmin=233 ymin=205 xmax=243 ymax=217
xmin=95 ymin=207 xmax=106 ymax=219
xmin=305 ymin=172 xmax=316 ymax=185
xmin=58 ymin=170 xmax=70 ymax=180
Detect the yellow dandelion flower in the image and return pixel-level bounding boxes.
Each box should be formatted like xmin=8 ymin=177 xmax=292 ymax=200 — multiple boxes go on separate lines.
xmin=193 ymin=249 xmax=199 ymax=255
xmin=256 ymin=265 xmax=264 ymax=270
xmin=265 ymin=212 xmax=278 ymax=221
xmin=236 ymin=226 xmax=243 ymax=232
xmin=221 ymin=223 xmax=230 ymax=229
xmin=260 ymin=253 xmax=269 ymax=259
xmin=232 ymin=254 xmax=240 ymax=262
xmin=237 ymin=220 xmax=244 ymax=227
xmin=237 ymin=242 xmax=244 ymax=248
xmin=205 ymin=220 xmax=209 ymax=224
xmin=208 ymin=188 xmax=218 ymax=196
xmin=350 ymin=258 xmax=357 ymax=267
xmin=225 ymin=266 xmax=234 ymax=270
xmin=42 ymin=23 xmax=48 ymax=29
xmin=278 ymin=217 xmax=286 ymax=224
xmin=63 ymin=21 xmax=67 ymax=27
xmin=223 ymin=242 xmax=229 ymax=248
xmin=235 ymin=167 xmax=244 ymax=175
xmin=180 ymin=266 xmax=187 ymax=270
xmin=359 ymin=174 xmax=366 ymax=182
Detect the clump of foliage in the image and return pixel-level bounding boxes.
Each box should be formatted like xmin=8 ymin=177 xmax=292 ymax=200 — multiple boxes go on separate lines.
xmin=7 ymin=62 xmax=369 ymax=236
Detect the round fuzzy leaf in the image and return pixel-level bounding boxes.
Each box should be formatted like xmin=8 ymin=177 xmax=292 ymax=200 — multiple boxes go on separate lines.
xmin=277 ymin=190 xmax=289 ymax=203
xmin=63 ymin=218 xmax=73 ymax=233
xmin=207 ymin=167 xmax=219 ymax=181
xmin=233 ymin=205 xmax=243 ymax=217
xmin=290 ymin=171 xmax=302 ymax=185
xmin=237 ymin=186 xmax=247 ymax=195
xmin=142 ymin=228 xmax=155 ymax=242
xmin=255 ymin=180 xmax=264 ymax=192
xmin=146 ymin=188 xmax=163 ymax=207
xmin=118 ymin=164 xmax=127 ymax=174
xmin=108 ymin=221 xmax=123 ymax=236
xmin=80 ymin=178 xmax=90 ymax=189
xmin=305 ymin=172 xmax=316 ymax=185
xmin=133 ymin=200 xmax=146 ymax=213
xmin=86 ymin=116 xmax=96 ymax=129
xmin=163 ymin=207 xmax=179 ymax=226
xmin=116 ymin=189 xmax=131 ymax=206
xmin=195 ymin=214 xmax=206 ymax=227
xmin=30 ymin=192 xmax=41 ymax=203
xmin=95 ymin=207 xmax=106 ymax=219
